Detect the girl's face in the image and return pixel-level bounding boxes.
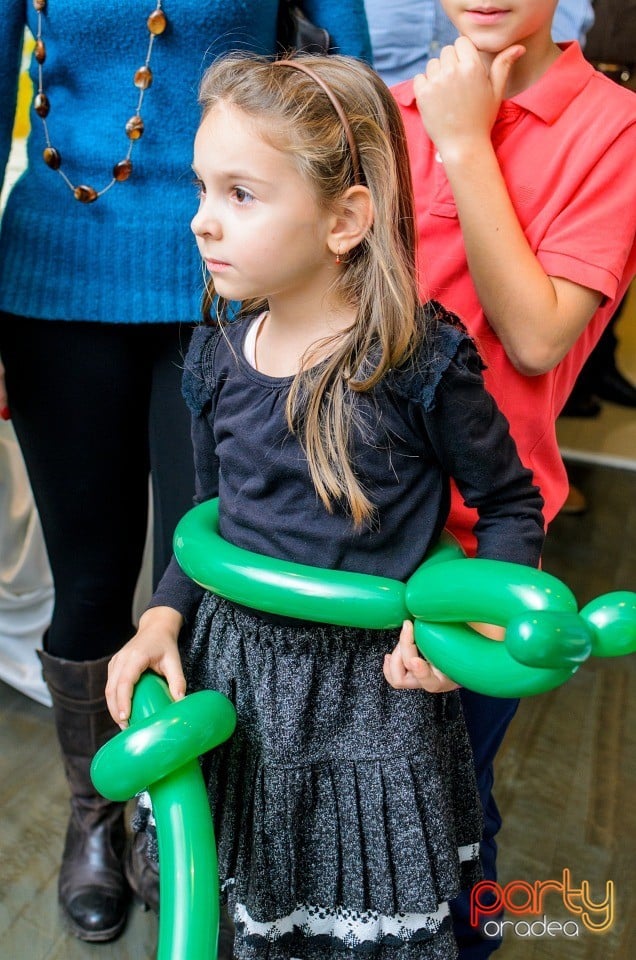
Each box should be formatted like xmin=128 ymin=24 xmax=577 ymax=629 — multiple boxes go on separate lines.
xmin=191 ymin=101 xmax=335 ymax=307
xmin=439 ymin=0 xmax=558 ymax=56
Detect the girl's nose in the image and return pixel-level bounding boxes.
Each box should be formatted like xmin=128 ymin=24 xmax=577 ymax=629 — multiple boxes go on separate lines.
xmin=191 ymin=205 xmax=222 ymax=240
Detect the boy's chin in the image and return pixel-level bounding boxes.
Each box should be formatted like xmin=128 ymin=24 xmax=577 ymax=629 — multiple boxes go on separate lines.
xmin=466 ymin=35 xmax=511 ymax=58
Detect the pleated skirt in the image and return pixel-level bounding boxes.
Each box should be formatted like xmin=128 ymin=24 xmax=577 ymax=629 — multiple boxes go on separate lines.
xmin=184 ymin=594 xmax=483 ymax=960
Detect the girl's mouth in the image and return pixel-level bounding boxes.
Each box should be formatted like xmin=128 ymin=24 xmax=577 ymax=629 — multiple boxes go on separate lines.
xmin=205 ymin=259 xmax=232 ymax=272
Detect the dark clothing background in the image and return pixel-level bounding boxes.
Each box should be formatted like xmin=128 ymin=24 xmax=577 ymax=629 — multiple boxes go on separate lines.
xmin=585 ymin=0 xmax=636 ymax=70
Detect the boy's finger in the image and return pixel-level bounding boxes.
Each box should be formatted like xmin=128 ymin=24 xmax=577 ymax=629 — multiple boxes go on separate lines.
xmin=454 ymin=35 xmax=482 ymax=64
xmin=490 ymin=44 xmax=526 ymax=100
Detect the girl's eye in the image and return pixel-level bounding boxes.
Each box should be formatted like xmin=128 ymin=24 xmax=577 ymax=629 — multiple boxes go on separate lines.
xmin=192 ymin=177 xmax=205 ymax=198
xmin=232 ymin=186 xmax=254 ymax=204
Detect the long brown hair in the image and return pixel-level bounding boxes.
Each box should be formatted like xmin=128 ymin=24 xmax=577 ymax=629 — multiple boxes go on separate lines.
xmin=198 ymin=54 xmax=422 ymax=527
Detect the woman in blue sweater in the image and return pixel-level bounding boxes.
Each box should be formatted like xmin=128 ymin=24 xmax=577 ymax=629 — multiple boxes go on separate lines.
xmin=0 ymin=1 xmax=371 ymax=944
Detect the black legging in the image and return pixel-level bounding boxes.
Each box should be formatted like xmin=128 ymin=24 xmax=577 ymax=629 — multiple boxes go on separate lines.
xmin=0 ymin=315 xmax=195 ymax=661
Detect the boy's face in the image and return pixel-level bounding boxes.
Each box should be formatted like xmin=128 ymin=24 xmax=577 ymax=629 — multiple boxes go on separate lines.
xmin=439 ymin=1 xmax=558 ymax=55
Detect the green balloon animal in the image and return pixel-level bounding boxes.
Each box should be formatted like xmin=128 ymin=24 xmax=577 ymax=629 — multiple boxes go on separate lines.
xmin=91 ymin=497 xmax=636 ymax=959
xmin=91 ymin=673 xmax=236 ymax=960
xmin=176 ymin=499 xmax=636 ymax=697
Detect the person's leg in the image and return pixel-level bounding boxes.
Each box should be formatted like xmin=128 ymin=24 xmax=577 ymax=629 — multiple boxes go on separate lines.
xmin=123 ymin=322 xmax=196 ymax=914
xmin=562 ymin=301 xmax=636 ymax=414
xmin=0 ymin=317 xmax=151 ymax=659
xmin=147 ymin=322 xmax=195 ymax=585
xmin=451 ymin=690 xmax=520 ymax=960
xmin=593 ymin=298 xmax=636 ymax=407
xmin=0 ymin=314 xmax=153 ymax=941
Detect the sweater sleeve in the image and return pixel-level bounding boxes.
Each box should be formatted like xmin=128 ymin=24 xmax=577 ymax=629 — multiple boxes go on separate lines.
xmin=421 ymin=336 xmax=545 ymax=567
xmin=148 ymin=325 xmax=221 ymax=621
xmin=0 ymin=4 xmax=25 ymax=201
xmin=304 ymin=0 xmax=373 ymax=62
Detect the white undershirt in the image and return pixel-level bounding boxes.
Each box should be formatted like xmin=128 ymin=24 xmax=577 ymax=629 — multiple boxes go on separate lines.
xmin=243 ymin=312 xmax=268 ymax=370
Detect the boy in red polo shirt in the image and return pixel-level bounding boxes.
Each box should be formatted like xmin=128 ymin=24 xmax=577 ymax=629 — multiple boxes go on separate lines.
xmin=390 ymin=2 xmax=636 ymax=957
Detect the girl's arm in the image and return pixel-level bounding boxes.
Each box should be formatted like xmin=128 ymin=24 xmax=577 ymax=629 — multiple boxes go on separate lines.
xmin=385 ymin=322 xmax=544 ymax=692
xmin=106 ymin=352 xmax=221 ymax=726
xmin=414 ymin=38 xmax=602 ymax=375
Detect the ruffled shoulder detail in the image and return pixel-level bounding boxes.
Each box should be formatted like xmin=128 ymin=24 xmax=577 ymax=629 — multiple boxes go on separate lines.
xmin=390 ymin=300 xmax=485 ymax=412
xmin=181 ymin=323 xmax=221 ymax=415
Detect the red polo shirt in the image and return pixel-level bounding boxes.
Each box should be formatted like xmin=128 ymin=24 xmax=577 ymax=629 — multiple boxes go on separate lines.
xmin=394 ymin=42 xmax=636 ymax=554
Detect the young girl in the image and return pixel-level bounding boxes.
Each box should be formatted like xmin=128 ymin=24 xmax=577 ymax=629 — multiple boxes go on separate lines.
xmin=106 ymin=54 xmax=544 ymax=960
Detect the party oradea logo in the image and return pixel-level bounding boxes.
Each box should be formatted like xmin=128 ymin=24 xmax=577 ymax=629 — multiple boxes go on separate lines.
xmin=470 ymin=869 xmax=614 ymax=939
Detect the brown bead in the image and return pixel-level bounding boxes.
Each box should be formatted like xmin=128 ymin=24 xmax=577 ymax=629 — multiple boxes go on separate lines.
xmin=125 ymin=115 xmax=145 ymax=140
xmin=113 ymin=159 xmax=133 ymax=182
xmin=74 ymin=185 xmax=98 ymax=204
xmin=134 ymin=66 xmax=153 ymax=90
xmin=34 ymin=40 xmax=46 ymax=64
xmin=33 ymin=0 xmax=46 ymax=11
xmin=43 ymin=146 xmax=61 ymax=169
xmin=147 ymin=9 xmax=167 ymax=35
xmin=34 ymin=92 xmax=50 ymax=118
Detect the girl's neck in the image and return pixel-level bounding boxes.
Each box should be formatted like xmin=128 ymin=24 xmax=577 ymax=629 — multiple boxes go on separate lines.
xmin=254 ymin=296 xmax=356 ymax=379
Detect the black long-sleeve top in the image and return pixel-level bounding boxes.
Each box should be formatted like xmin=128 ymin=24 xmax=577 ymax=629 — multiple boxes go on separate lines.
xmin=151 ymin=303 xmax=545 ymax=622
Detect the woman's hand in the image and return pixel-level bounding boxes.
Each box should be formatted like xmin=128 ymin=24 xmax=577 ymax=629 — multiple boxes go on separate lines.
xmin=383 ymin=620 xmax=460 ymax=693
xmin=106 ymin=606 xmax=186 ymax=728
xmin=0 ymin=357 xmax=10 ymax=420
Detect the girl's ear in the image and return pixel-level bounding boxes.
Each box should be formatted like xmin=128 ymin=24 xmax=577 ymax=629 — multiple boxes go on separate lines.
xmin=327 ymin=185 xmax=374 ymax=258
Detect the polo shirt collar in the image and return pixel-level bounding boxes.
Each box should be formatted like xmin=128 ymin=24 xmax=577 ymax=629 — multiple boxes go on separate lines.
xmin=512 ymin=42 xmax=595 ymax=123
xmin=391 ymin=41 xmax=595 ymax=126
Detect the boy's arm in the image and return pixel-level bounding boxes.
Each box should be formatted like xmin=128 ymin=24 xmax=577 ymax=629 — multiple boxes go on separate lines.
xmin=415 ymin=37 xmax=602 ymax=375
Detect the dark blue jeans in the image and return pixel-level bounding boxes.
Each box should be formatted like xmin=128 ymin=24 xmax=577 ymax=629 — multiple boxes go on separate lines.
xmin=451 ymin=690 xmax=520 ymax=960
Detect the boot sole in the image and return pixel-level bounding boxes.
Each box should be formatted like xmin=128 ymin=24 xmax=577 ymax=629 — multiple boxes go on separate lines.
xmin=60 ymin=899 xmax=128 ymax=943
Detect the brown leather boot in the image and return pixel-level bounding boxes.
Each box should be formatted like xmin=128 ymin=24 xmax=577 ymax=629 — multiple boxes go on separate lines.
xmin=38 ymin=650 xmax=129 ymax=942
xmin=125 ymin=827 xmax=159 ymax=913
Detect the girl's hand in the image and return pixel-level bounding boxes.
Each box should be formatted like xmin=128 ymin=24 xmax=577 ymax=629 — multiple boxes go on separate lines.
xmin=413 ymin=37 xmax=525 ymax=160
xmin=106 ymin=606 xmax=186 ymax=728
xmin=383 ymin=620 xmax=460 ymax=693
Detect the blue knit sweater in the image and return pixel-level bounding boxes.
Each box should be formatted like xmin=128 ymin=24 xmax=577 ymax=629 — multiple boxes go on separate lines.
xmin=0 ymin=2 xmax=371 ymax=324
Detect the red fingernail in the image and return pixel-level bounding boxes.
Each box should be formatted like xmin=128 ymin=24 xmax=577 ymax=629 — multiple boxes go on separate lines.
xmin=0 ymin=407 xmax=10 ymax=421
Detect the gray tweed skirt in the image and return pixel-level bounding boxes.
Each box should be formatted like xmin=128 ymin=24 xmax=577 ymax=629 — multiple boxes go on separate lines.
xmin=179 ymin=594 xmax=482 ymax=960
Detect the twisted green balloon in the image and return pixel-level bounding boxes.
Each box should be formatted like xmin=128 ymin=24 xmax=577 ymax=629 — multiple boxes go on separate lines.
xmin=91 ymin=673 xmax=236 ymax=960
xmin=89 ymin=502 xmax=635 ymax=959
xmin=174 ymin=499 xmax=636 ymax=697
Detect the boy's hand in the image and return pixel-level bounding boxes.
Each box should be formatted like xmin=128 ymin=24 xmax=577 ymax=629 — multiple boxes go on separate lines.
xmin=106 ymin=606 xmax=186 ymax=728
xmin=413 ymin=37 xmax=526 ymax=159
xmin=383 ymin=620 xmax=460 ymax=693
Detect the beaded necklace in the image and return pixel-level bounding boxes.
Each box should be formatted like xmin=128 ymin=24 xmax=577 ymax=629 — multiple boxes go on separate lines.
xmin=32 ymin=1 xmax=168 ymax=203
